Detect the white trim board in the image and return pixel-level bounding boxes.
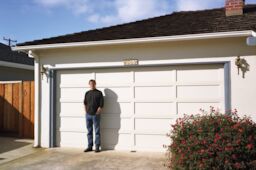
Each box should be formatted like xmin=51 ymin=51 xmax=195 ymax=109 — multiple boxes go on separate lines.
xmin=44 ymin=58 xmax=230 ymax=70
xmin=12 ymin=30 xmax=256 ymax=52
xmin=0 ymin=81 xmax=22 ymax=84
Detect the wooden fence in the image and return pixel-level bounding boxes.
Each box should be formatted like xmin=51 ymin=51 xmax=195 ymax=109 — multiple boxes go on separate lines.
xmin=0 ymin=81 xmax=34 ymax=138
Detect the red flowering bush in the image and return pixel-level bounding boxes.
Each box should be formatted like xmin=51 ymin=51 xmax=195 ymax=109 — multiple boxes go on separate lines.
xmin=166 ymin=107 xmax=256 ymax=170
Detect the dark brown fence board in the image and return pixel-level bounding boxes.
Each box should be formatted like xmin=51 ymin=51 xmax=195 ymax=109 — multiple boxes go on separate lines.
xmin=19 ymin=83 xmax=23 ymax=137
xmin=23 ymin=81 xmax=30 ymax=138
xmin=4 ymin=84 xmax=12 ymax=131
xmin=30 ymin=82 xmax=34 ymax=138
xmin=12 ymin=83 xmax=20 ymax=133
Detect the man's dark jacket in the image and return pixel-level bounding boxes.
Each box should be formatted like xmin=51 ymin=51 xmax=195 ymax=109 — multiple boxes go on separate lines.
xmin=84 ymin=89 xmax=104 ymax=115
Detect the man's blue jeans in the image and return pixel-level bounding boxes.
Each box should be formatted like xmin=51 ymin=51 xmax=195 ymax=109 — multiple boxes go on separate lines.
xmin=86 ymin=113 xmax=101 ymax=148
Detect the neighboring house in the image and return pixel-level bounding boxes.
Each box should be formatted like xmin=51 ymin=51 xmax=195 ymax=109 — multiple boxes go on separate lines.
xmin=13 ymin=0 xmax=256 ymax=151
xmin=0 ymin=43 xmax=34 ymax=81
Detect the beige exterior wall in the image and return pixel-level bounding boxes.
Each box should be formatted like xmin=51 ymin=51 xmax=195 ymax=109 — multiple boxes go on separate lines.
xmin=36 ymin=37 xmax=256 ymax=147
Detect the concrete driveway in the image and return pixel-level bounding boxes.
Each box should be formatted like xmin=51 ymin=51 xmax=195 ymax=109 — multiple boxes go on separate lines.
xmin=0 ymin=148 xmax=168 ymax=170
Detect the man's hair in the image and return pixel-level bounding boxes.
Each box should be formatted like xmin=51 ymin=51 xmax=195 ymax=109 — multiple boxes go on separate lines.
xmin=89 ymin=79 xmax=96 ymax=84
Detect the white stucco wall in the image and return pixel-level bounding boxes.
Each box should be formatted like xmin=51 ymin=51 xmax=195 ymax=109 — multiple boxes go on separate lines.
xmin=36 ymin=37 xmax=256 ymax=147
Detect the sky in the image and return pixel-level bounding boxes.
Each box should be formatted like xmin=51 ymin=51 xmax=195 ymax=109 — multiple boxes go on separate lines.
xmin=0 ymin=0 xmax=255 ymax=45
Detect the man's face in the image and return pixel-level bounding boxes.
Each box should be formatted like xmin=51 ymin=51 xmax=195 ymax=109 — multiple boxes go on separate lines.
xmin=89 ymin=81 xmax=96 ymax=90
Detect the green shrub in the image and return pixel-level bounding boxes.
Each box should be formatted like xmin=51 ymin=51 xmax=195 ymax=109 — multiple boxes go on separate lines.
xmin=166 ymin=107 xmax=256 ymax=170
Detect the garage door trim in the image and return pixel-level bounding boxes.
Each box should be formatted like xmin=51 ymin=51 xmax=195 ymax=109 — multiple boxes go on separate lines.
xmin=49 ymin=61 xmax=231 ymax=148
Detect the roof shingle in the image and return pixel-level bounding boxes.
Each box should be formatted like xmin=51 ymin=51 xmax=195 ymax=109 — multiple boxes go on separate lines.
xmin=0 ymin=43 xmax=34 ymax=65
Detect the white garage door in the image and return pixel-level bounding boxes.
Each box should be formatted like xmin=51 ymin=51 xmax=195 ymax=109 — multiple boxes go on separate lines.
xmin=56 ymin=64 xmax=225 ymax=151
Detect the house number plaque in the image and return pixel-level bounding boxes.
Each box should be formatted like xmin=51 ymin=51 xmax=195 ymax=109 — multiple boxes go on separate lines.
xmin=123 ymin=59 xmax=139 ymax=66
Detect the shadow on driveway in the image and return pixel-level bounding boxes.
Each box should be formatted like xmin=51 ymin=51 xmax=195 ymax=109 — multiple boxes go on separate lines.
xmin=0 ymin=137 xmax=31 ymax=154
xmin=0 ymin=137 xmax=40 ymax=165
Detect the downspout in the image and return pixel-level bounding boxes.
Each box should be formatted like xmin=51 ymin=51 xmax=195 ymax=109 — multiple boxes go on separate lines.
xmin=28 ymin=50 xmax=41 ymax=147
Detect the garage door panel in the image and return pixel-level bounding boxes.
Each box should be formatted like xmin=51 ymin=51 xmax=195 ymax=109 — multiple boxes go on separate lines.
xmin=96 ymin=71 xmax=131 ymax=85
xmin=135 ymin=119 xmax=172 ymax=132
xmin=135 ymin=102 xmax=175 ymax=115
xmin=177 ymin=65 xmax=222 ymax=82
xmin=101 ymin=130 xmax=131 ymax=149
xmin=135 ymin=134 xmax=168 ymax=150
xmin=134 ymin=69 xmax=174 ymax=84
xmin=99 ymin=87 xmax=131 ymax=100
xmin=58 ymin=132 xmax=87 ymax=147
xmin=102 ymin=102 xmax=131 ymax=116
xmin=59 ymin=117 xmax=86 ymax=132
xmin=177 ymin=86 xmax=220 ymax=99
xmin=178 ymin=102 xmax=221 ymax=115
xmin=101 ymin=117 xmax=131 ymax=130
xmin=135 ymin=86 xmax=174 ymax=100
xmin=60 ymin=103 xmax=85 ymax=116
xmin=59 ymin=72 xmax=94 ymax=86
xmin=60 ymin=88 xmax=87 ymax=101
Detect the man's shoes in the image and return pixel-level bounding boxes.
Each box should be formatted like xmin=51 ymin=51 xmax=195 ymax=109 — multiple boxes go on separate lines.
xmin=84 ymin=147 xmax=93 ymax=152
xmin=95 ymin=146 xmax=100 ymax=153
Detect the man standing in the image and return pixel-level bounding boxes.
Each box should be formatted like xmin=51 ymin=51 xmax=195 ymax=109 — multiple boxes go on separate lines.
xmin=83 ymin=79 xmax=104 ymax=153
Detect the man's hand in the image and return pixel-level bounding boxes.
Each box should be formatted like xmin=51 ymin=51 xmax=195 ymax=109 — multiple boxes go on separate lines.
xmin=84 ymin=106 xmax=87 ymax=113
xmin=96 ymin=107 xmax=102 ymax=115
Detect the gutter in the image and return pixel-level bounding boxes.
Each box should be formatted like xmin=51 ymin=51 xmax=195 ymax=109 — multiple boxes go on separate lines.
xmin=247 ymin=31 xmax=256 ymax=46
xmin=12 ymin=30 xmax=256 ymax=52
xmin=0 ymin=61 xmax=34 ymax=70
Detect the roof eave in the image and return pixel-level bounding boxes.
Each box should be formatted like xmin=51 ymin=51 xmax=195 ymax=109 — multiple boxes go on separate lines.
xmin=0 ymin=60 xmax=34 ymax=70
xmin=12 ymin=30 xmax=256 ymax=52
